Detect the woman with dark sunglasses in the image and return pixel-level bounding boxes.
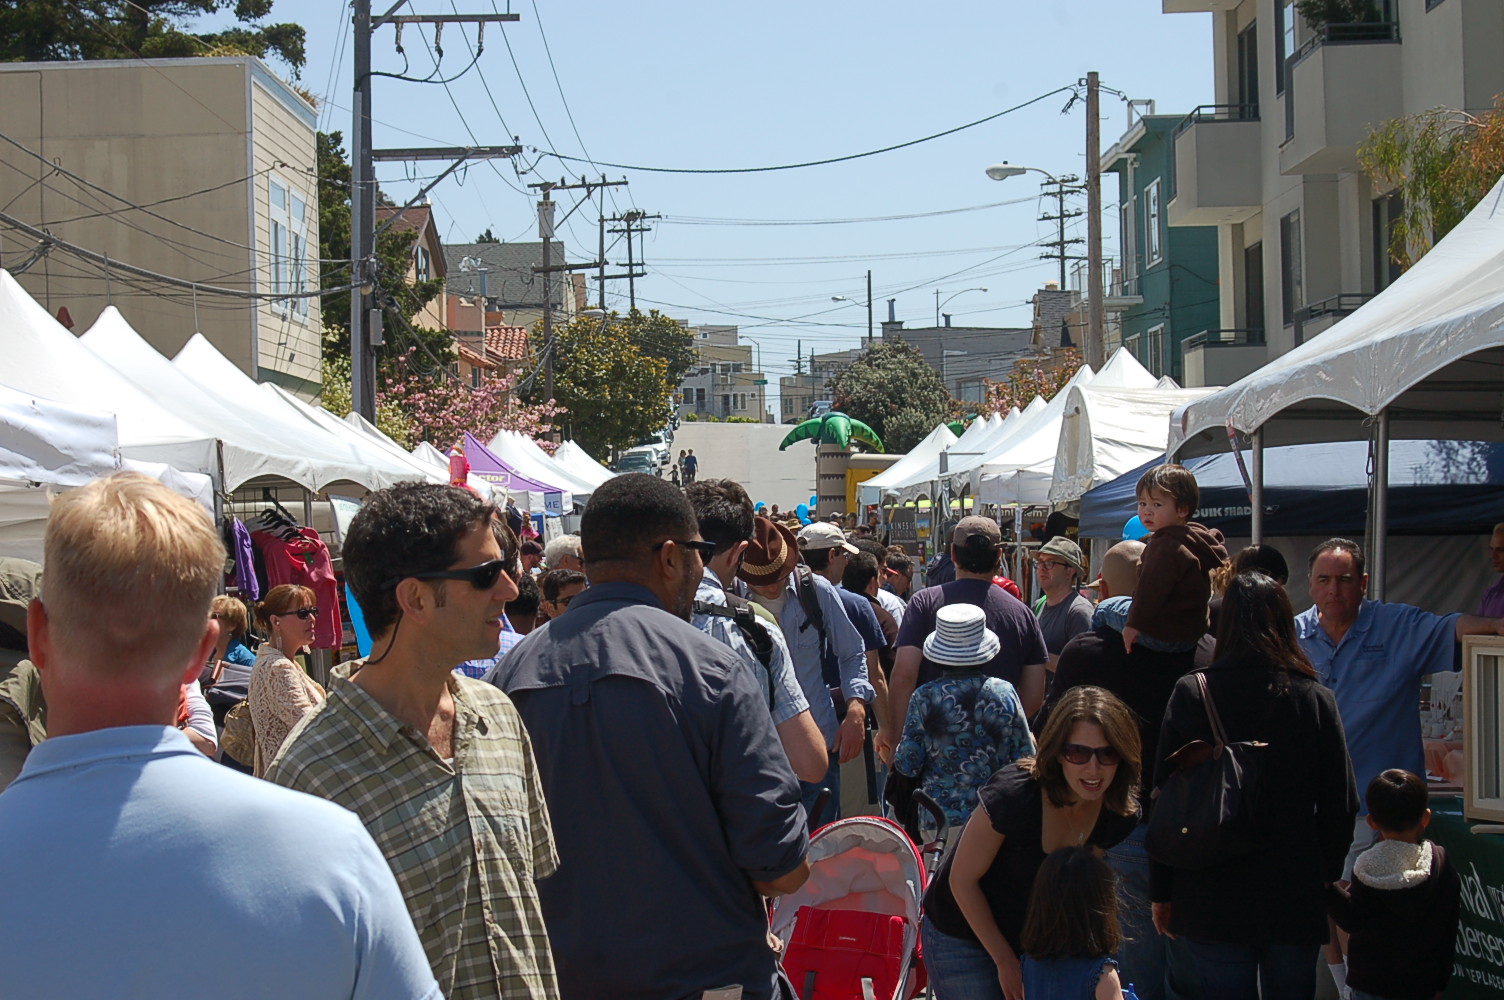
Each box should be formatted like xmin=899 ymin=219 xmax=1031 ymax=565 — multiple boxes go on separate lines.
xmin=1151 ymin=572 xmax=1357 ymax=1000
xmin=920 ymin=686 xmax=1141 ymax=1000
xmin=246 ymin=584 xmax=327 ymax=777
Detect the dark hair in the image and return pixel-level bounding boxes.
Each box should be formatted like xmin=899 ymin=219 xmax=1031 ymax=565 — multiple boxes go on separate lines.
xmin=509 ymin=572 xmax=541 ymax=620
xmin=540 ymin=568 xmax=587 ymax=603
xmin=852 ymin=538 xmax=887 ymax=562
xmin=1215 ymin=544 xmax=1289 ymax=594
xmin=1215 ymin=571 xmax=1317 ymax=677
xmin=842 ymin=551 xmax=881 ymax=594
xmin=520 ymin=540 xmax=544 ymax=557
xmin=1367 ymin=768 xmax=1429 ymax=833
xmin=885 ymin=551 xmax=913 ymax=576
xmin=803 ymin=546 xmax=835 ymax=572
xmin=953 ymin=534 xmax=1001 ymax=574
xmin=1308 ymin=537 xmax=1366 ymax=579
xmin=255 ymin=583 xmax=317 ymax=630
xmin=686 ymin=479 xmax=754 ymax=555
xmin=1028 ymin=686 xmax=1141 ymax=815
xmin=1021 ymin=847 xmax=1122 ymax=960
xmin=1136 ymin=463 xmax=1200 ymax=515
xmin=580 ymin=472 xmax=697 ymax=566
xmin=343 ymin=483 xmax=497 ymax=635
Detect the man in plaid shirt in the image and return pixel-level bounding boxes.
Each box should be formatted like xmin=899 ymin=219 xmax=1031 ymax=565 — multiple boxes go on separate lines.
xmin=269 ymin=484 xmax=558 ymax=1000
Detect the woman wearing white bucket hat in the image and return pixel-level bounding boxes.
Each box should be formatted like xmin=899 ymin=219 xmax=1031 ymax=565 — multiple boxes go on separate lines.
xmin=892 ymin=604 xmax=1035 ymax=832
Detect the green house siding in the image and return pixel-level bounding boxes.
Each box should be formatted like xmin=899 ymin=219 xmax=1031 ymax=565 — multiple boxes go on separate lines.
xmin=1112 ymin=117 xmax=1219 ymax=381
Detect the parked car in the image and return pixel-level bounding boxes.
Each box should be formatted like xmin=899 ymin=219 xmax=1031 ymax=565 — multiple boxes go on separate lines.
xmin=808 ymin=400 xmax=833 ymax=419
xmin=613 ymin=450 xmax=660 ymax=476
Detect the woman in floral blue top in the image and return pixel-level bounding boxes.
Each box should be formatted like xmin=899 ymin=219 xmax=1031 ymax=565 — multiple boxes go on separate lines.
xmin=894 ymin=603 xmax=1035 ymax=830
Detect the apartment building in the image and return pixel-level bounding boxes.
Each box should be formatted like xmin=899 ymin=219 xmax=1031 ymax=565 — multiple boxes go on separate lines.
xmin=1165 ymin=0 xmax=1504 ymax=385
xmin=1102 ymin=113 xmax=1221 ymax=382
xmin=879 ymin=319 xmax=1035 ymax=402
xmin=441 ymin=240 xmax=581 ymax=331
xmin=678 ymin=324 xmax=772 ymax=422
xmin=0 ymin=57 xmax=321 ymax=395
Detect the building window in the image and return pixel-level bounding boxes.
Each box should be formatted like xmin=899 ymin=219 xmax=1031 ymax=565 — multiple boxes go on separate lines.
xmin=416 ymin=246 xmax=431 ymax=282
xmin=471 ymin=366 xmax=481 ymax=389
xmin=1237 ymin=20 xmax=1259 ymax=115
xmin=1144 ymin=179 xmax=1163 ymax=267
xmin=1120 ymin=199 xmax=1138 ymax=283
xmin=1124 ymin=333 xmax=1141 ymax=360
xmin=268 ymin=177 xmax=310 ymax=319
xmin=1276 ymin=1 xmax=1295 ymax=96
xmin=695 ymin=387 xmax=705 ymax=408
xmin=1244 ymin=241 xmax=1265 ymax=333
xmin=1372 ymin=191 xmax=1404 ymax=292
xmin=1280 ymin=209 xmax=1304 ymax=326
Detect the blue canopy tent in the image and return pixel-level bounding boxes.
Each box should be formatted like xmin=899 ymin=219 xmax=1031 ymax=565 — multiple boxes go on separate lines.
xmin=1080 ymin=440 xmax=1504 ymax=540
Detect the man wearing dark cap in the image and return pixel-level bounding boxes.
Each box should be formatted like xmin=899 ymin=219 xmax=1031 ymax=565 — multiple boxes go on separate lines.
xmin=879 ymin=516 xmax=1047 ymax=763
xmin=1034 ymin=535 xmax=1095 ymax=671
xmin=495 ymin=476 xmax=809 ymax=1000
xmin=740 ymin=515 xmax=875 ymax=826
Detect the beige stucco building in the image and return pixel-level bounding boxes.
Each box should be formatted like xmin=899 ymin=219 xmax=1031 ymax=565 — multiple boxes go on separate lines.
xmin=0 ymin=56 xmax=322 ymax=395
xmin=1166 ymin=0 xmax=1504 ymax=386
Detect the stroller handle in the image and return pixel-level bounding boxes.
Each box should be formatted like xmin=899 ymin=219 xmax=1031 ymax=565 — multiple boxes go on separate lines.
xmin=911 ymin=789 xmax=950 ymax=844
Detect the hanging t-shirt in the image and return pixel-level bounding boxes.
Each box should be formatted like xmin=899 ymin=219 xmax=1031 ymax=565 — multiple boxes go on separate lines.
xmin=228 ymin=519 xmax=260 ymax=601
xmin=252 ymin=528 xmax=341 ymax=649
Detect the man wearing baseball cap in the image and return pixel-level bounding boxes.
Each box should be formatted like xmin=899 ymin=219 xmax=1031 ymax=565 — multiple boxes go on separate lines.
xmin=879 ymin=516 xmax=1047 ymax=765
xmin=741 ymin=516 xmax=874 ymax=826
xmin=1034 ymin=535 xmax=1095 ymax=671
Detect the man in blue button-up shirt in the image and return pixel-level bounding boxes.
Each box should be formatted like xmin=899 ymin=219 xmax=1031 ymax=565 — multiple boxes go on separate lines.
xmin=1295 ymin=538 xmax=1504 ymax=867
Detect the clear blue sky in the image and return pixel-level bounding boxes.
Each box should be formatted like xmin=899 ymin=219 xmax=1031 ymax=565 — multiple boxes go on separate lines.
xmin=232 ymin=1 xmax=1215 ymax=387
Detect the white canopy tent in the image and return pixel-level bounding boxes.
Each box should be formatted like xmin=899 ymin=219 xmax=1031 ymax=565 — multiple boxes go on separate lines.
xmin=486 ymin=430 xmax=596 ymax=505
xmin=885 ymin=407 xmax=1041 ymax=504
xmin=857 ymin=421 xmax=959 ymax=506
xmin=1167 ymin=174 xmax=1504 ymax=595
xmin=552 ymin=440 xmax=616 ymax=491
xmin=173 ymin=334 xmax=424 ymax=494
xmin=943 ymin=394 xmax=1058 ymax=497
xmin=0 ymin=270 xmax=215 ymax=477
xmin=1048 ymin=384 xmax=1218 ymax=504
xmin=79 ymin=308 xmax=332 ymax=492
xmin=261 ymin=383 xmax=450 ymax=486
xmin=975 ymin=349 xmax=1160 ymax=505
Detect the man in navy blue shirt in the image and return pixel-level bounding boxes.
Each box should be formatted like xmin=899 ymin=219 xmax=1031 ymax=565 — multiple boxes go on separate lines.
xmin=496 ymin=474 xmax=809 ymax=1000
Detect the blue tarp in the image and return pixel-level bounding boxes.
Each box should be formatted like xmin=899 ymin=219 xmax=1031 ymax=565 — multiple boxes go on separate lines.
xmin=1080 ymin=440 xmax=1504 ymax=539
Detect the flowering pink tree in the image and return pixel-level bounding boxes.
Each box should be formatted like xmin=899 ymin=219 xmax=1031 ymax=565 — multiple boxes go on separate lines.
xmin=378 ymin=350 xmax=563 ymax=453
xmin=983 ymin=348 xmax=1082 ymax=415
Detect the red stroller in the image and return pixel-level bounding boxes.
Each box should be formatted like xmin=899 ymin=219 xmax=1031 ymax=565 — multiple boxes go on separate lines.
xmin=770 ymin=796 xmax=948 ymax=1000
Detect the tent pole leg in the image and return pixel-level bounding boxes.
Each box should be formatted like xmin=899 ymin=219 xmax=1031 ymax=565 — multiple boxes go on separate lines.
xmin=1250 ymin=428 xmax=1265 ymax=546
xmin=1372 ymin=410 xmax=1389 ymax=601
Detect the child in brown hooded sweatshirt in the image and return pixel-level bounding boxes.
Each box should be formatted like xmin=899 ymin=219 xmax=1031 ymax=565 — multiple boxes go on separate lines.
xmin=1122 ymin=464 xmax=1227 ymax=653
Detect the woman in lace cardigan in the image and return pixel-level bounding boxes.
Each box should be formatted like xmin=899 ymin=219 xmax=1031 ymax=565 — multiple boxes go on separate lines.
xmin=248 ymin=584 xmax=326 ymax=777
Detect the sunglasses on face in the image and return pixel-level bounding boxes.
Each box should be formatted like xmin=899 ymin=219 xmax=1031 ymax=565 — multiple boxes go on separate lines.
xmin=1061 ymin=743 xmax=1122 ymax=766
xmin=279 ymin=607 xmax=319 ymax=621
xmin=651 ymin=539 xmax=718 ymax=559
xmin=389 ymin=558 xmax=513 ymax=592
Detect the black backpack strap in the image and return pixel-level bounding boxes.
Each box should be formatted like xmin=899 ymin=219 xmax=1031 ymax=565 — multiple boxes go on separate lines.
xmin=792 ymin=564 xmax=828 ymax=649
xmin=694 ymin=597 xmax=776 ymax=709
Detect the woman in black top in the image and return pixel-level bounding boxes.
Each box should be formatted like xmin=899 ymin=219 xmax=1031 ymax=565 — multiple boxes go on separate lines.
xmin=921 ymin=686 xmax=1141 ymax=1000
xmin=1151 ymin=571 xmax=1357 ymax=1000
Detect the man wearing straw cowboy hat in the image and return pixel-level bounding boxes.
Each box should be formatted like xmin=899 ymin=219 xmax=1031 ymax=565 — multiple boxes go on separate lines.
xmin=892 ymin=604 xmax=1035 ymax=831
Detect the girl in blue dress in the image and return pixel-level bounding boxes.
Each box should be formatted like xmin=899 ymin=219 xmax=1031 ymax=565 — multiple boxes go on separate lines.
xmin=1021 ymin=846 xmax=1124 ymax=1000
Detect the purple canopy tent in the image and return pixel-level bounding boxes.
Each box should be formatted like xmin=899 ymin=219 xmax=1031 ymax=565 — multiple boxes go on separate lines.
xmin=462 ymin=432 xmax=573 ymax=515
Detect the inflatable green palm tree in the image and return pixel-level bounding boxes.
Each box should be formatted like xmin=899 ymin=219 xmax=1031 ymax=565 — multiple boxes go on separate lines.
xmin=778 ymin=411 xmax=884 ymax=452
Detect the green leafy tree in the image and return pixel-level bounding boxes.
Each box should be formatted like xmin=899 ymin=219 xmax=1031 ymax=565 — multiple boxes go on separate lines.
xmin=0 ymin=0 xmax=305 ymax=70
xmin=1294 ymin=1 xmax=1384 ymax=29
xmin=523 ymin=312 xmax=681 ymax=458
xmin=620 ymin=308 xmax=697 ymax=387
xmin=827 ymin=339 xmax=952 ymax=453
xmin=474 ymin=228 xmax=500 ymax=243
xmin=316 ymin=130 xmax=451 ymax=367
xmin=1359 ymin=96 xmax=1504 ymax=270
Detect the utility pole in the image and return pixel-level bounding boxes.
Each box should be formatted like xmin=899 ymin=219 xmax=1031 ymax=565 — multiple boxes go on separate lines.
xmin=865 ymin=269 xmax=873 ymax=346
xmin=1037 ymin=175 xmax=1085 ymax=289
xmin=529 ymin=176 xmax=625 ymax=403
xmin=1085 ymin=70 xmax=1106 ymax=369
xmin=607 ymin=210 xmax=660 ymax=310
xmin=349 ymin=0 xmax=520 ymax=420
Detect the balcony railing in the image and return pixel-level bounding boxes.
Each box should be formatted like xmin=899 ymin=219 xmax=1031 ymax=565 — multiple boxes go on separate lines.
xmin=1295 ymin=20 xmax=1400 ymax=62
xmin=1181 ymin=328 xmax=1266 ymax=351
xmin=1293 ymin=292 xmax=1374 ymax=345
xmin=1172 ymin=103 xmax=1260 ymax=139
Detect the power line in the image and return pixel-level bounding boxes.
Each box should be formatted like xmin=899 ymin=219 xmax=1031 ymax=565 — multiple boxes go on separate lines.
xmin=533 ymin=85 xmax=1076 ymax=175
xmin=661 ymin=196 xmax=1038 ymax=227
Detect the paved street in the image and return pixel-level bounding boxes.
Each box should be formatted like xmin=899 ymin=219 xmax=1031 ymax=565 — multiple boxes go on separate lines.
xmin=671 ymin=423 xmax=815 ymax=511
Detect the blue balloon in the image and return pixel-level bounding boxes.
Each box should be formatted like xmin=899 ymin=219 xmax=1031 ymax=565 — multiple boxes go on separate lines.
xmin=346 ymin=582 xmax=372 ymax=657
xmin=799 ymin=516 xmax=811 ymax=525
xmin=809 ymin=495 xmax=818 ymax=508
xmin=754 ymin=501 xmax=766 ymax=512
xmin=795 ymin=503 xmax=809 ymax=518
xmin=1122 ymin=515 xmax=1149 ymax=540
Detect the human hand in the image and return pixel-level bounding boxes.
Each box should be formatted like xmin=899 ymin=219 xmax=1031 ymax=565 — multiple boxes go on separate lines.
xmin=996 ymin=951 xmax=1025 ymax=1000
xmin=1121 ymin=625 xmax=1140 ymax=653
xmin=1152 ymin=902 xmax=1175 ymax=938
xmin=874 ymin=727 xmax=895 ymax=766
xmin=836 ymin=712 xmax=865 ymax=764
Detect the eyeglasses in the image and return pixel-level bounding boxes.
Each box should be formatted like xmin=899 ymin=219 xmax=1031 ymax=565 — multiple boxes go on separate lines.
xmin=549 ymin=593 xmax=577 ymax=608
xmin=1035 ymin=559 xmax=1070 ymax=571
xmin=278 ymin=607 xmax=319 ymax=621
xmin=652 ymin=539 xmax=718 ymax=559
xmin=1061 ymin=743 xmax=1122 ymax=766
xmin=386 ymin=558 xmax=513 ymax=592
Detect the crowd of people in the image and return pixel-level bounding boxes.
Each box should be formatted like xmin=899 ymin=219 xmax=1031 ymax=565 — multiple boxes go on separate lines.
xmin=0 ymin=465 xmax=1498 ymax=1000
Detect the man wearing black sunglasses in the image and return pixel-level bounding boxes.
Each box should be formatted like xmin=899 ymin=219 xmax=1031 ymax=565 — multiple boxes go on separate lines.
xmin=494 ymin=473 xmax=810 ymax=1000
xmin=267 ymin=483 xmax=558 ymax=1000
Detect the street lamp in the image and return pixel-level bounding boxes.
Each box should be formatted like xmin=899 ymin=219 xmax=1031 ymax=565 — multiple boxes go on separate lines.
xmin=935 ymin=287 xmax=987 ymax=327
xmin=830 ymin=268 xmax=874 ymax=345
xmin=985 ymin=162 xmax=1080 ymax=289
